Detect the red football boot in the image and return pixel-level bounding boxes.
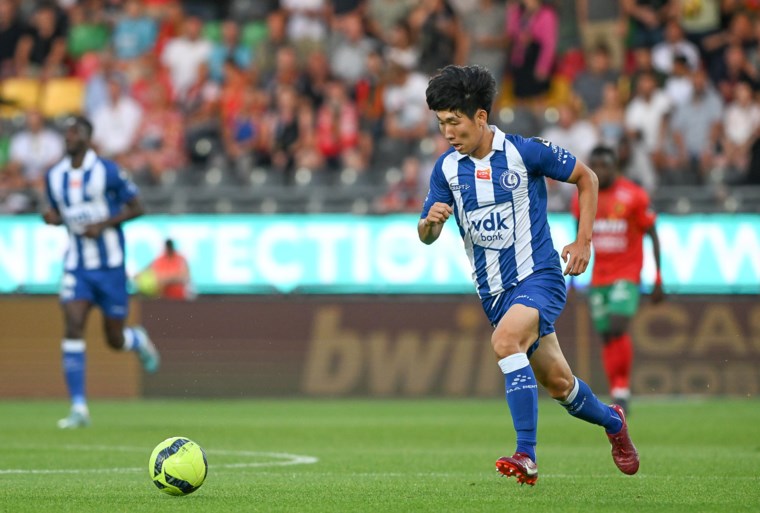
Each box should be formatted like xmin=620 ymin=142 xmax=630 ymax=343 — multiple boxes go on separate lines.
xmin=607 ymin=404 xmax=640 ymax=475
xmin=495 ymin=452 xmax=538 ymax=486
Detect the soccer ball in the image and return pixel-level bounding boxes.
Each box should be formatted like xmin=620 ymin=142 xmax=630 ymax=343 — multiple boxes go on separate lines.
xmin=148 ymin=437 xmax=208 ymax=496
xmin=133 ymin=269 xmax=160 ymax=298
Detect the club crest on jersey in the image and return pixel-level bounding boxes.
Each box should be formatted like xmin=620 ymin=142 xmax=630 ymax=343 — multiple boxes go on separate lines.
xmin=476 ymin=168 xmax=491 ymax=180
xmin=500 ymin=169 xmax=521 ymax=191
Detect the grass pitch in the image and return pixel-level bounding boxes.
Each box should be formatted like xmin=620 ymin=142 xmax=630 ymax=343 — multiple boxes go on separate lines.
xmin=0 ymin=398 xmax=758 ymax=513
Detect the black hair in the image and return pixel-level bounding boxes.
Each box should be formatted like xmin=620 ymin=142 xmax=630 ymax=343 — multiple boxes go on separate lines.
xmin=35 ymin=1 xmax=57 ymax=12
xmin=592 ymin=43 xmax=611 ymax=56
xmin=392 ymin=19 xmax=412 ymax=37
xmin=673 ymin=54 xmax=689 ymax=65
xmin=589 ymin=145 xmax=617 ymax=164
xmin=426 ymin=65 xmax=497 ymax=119
xmin=65 ymin=116 xmax=93 ymax=139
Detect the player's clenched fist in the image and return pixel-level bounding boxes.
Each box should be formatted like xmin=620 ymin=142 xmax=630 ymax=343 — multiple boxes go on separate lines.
xmin=425 ymin=202 xmax=453 ymax=225
xmin=43 ymin=209 xmax=62 ymax=225
xmin=418 ymin=202 xmax=453 ymax=245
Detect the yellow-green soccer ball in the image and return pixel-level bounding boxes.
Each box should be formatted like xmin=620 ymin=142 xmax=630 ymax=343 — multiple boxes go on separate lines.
xmin=134 ymin=269 xmax=160 ymax=298
xmin=148 ymin=437 xmax=208 ymax=496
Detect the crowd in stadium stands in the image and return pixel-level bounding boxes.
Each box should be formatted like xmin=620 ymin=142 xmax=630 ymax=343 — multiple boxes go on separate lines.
xmin=1 ymin=0 xmax=760 ymax=214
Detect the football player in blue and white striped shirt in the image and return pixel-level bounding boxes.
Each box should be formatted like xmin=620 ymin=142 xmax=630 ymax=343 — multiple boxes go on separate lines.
xmin=43 ymin=116 xmax=160 ymax=429
xmin=419 ymin=66 xmax=639 ymax=484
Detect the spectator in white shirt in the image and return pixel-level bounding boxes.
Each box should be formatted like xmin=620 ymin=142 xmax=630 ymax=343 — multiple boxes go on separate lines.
xmin=663 ymin=54 xmax=693 ymax=107
xmin=280 ymin=0 xmax=328 ymax=47
xmin=721 ymin=80 xmax=760 ymax=174
xmin=9 ymin=109 xmax=64 ymax=189
xmin=380 ymin=52 xmax=431 ymax=165
xmin=625 ymin=71 xmax=672 ymax=153
xmin=652 ymin=20 xmax=700 ymax=74
xmin=161 ymin=15 xmax=212 ymax=100
xmin=92 ymin=75 xmax=143 ymax=162
xmin=329 ymin=12 xmax=375 ymax=86
xmin=541 ymin=102 xmax=599 ymax=162
xmin=540 ymin=102 xmax=599 ymax=210
xmin=625 ymin=71 xmax=671 ymax=189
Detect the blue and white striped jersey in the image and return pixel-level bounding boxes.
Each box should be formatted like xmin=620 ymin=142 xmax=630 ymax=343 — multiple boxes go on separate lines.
xmin=45 ymin=149 xmax=139 ymax=271
xmin=421 ymin=127 xmax=576 ymax=299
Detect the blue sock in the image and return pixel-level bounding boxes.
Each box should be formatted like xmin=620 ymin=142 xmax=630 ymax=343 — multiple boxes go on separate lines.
xmin=498 ymin=353 xmax=538 ymax=461
xmin=559 ymin=376 xmax=623 ymax=434
xmin=62 ymin=339 xmax=86 ymax=408
xmin=122 ymin=327 xmax=143 ymax=352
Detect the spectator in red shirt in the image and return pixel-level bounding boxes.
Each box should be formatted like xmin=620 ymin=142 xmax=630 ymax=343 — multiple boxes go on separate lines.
xmin=127 ymin=82 xmax=186 ymax=184
xmin=136 ymin=238 xmax=193 ymax=300
xmin=315 ymin=80 xmax=361 ymax=170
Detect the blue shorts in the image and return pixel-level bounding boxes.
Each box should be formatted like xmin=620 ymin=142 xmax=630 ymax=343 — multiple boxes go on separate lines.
xmin=480 ymin=268 xmax=567 ymax=358
xmin=60 ymin=268 xmax=129 ymax=319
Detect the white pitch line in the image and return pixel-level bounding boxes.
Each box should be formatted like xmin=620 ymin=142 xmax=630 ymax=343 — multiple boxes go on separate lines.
xmin=5 ymin=446 xmax=758 ymax=481
xmin=3 ymin=468 xmax=759 ymax=481
xmin=0 ymin=445 xmax=318 ymax=475
xmin=0 ymin=467 xmax=143 ymax=475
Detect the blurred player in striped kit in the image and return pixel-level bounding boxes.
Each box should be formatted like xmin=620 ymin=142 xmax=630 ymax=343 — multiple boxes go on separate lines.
xmin=572 ymin=145 xmax=664 ymax=414
xmin=43 ymin=116 xmax=160 ymax=429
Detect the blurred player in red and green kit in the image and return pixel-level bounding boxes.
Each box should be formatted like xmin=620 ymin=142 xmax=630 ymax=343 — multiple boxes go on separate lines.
xmin=571 ymin=145 xmax=664 ymax=414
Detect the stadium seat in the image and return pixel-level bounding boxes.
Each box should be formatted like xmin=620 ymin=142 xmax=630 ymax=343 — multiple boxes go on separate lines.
xmin=202 ymin=21 xmax=222 ymax=42
xmin=241 ymin=21 xmax=267 ymax=47
xmin=67 ymin=24 xmax=110 ymax=59
xmin=496 ymin=78 xmax=515 ymax=107
xmin=0 ymin=78 xmax=42 ymax=117
xmin=0 ymin=134 xmax=9 ymax=167
xmin=229 ymin=0 xmax=275 ymax=21
xmin=40 ymin=78 xmax=85 ymax=118
xmin=204 ymin=166 xmax=240 ymax=187
xmin=259 ymin=197 xmax=278 ymax=213
xmin=546 ymin=76 xmax=572 ymax=107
